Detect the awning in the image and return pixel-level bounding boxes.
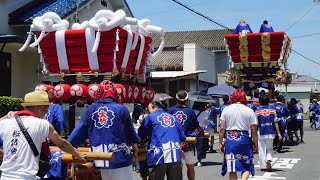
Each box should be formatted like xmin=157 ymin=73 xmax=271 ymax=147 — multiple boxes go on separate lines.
xmin=0 ymin=34 xmax=25 ymax=44
xmin=150 ymin=70 xmax=207 ymax=80
xmin=8 ymin=0 xmax=93 ymax=25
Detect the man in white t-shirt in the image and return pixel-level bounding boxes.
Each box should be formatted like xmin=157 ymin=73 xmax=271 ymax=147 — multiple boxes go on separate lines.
xmin=219 ymin=90 xmax=258 ymax=180
xmin=0 ymin=91 xmax=85 ymax=180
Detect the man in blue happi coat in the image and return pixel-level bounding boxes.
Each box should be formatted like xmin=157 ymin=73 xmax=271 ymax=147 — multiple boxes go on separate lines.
xmin=288 ymin=98 xmax=304 ymax=143
xmin=68 ymin=80 xmax=140 ymax=180
xmin=247 ymin=96 xmax=258 ymax=112
xmin=233 ymin=19 xmax=253 ymax=34
xmin=217 ymin=95 xmax=230 ymax=129
xmin=256 ymin=95 xmax=281 ymax=171
xmin=306 ymin=99 xmax=318 ymax=128
xmin=44 ymin=103 xmax=66 ymax=136
xmin=259 ymin=20 xmax=274 ymax=33
xmin=313 ymin=103 xmax=320 ymax=130
xmin=168 ymin=90 xmax=201 ymax=180
xmin=138 ymin=101 xmax=186 ymax=180
xmin=205 ymin=104 xmax=219 ymax=152
xmin=271 ymin=95 xmax=290 ymax=152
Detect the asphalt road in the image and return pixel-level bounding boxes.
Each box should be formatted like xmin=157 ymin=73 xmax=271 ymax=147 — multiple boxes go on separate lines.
xmin=133 ymin=121 xmax=320 ymax=180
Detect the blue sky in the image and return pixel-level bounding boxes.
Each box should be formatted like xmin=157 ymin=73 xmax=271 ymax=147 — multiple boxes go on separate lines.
xmin=127 ymin=0 xmax=320 ymax=79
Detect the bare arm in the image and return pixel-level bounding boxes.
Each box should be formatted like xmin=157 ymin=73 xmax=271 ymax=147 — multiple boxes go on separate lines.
xmin=0 ymin=115 xmax=8 ymax=121
xmin=48 ymin=124 xmax=86 ymax=161
xmin=274 ymin=122 xmax=282 ymax=140
xmin=250 ymin=124 xmax=258 ymax=153
xmin=219 ymin=119 xmax=226 ymax=154
xmin=0 ymin=111 xmax=17 ymax=121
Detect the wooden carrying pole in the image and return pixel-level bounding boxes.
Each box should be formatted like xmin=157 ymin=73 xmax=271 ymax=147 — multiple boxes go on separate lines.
xmin=50 ymin=146 xmax=148 ymax=153
xmin=61 ymin=152 xmax=114 ymax=163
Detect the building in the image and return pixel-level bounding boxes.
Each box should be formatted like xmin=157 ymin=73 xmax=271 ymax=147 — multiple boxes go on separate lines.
xmin=150 ymin=29 xmax=231 ymax=105
xmin=274 ymin=74 xmax=320 ymax=112
xmin=289 ymin=73 xmax=320 ymax=93
xmin=0 ymin=0 xmax=132 ymax=98
xmin=275 ymin=86 xmax=311 ymax=112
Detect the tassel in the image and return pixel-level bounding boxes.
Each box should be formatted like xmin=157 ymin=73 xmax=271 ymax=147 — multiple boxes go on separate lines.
xmin=19 ymin=31 xmax=33 ymax=52
xmin=113 ymin=49 xmax=117 ymax=72
xmin=112 ymin=30 xmax=120 ymax=76
xmin=115 ymin=29 xmax=120 ymax=51
xmin=30 ymin=31 xmax=45 ymax=48
xmin=92 ymin=30 xmax=101 ymax=52
xmin=131 ymin=26 xmax=139 ymax=50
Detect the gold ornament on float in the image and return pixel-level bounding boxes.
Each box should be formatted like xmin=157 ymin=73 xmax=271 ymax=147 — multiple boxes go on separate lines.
xmin=261 ymin=33 xmax=271 ymax=62
xmin=239 ymin=34 xmax=249 ymax=63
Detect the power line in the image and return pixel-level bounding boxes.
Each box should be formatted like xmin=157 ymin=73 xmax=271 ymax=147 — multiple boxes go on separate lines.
xmin=285 ymin=1 xmax=320 ymax=32
xmin=292 ymin=49 xmax=320 ymax=66
xmin=171 ymin=0 xmax=233 ymax=32
xmin=135 ymin=0 xmax=214 ymax=18
xmin=292 ymin=32 xmax=320 ymax=39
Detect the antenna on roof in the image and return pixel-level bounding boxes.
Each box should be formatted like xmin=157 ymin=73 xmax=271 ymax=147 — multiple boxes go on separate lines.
xmin=101 ymin=0 xmax=108 ymax=7
xmin=73 ymin=0 xmax=80 ymax=23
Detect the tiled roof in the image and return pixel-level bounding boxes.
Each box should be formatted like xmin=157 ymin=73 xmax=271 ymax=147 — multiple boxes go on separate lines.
xmin=289 ymin=74 xmax=320 ymax=92
xmin=9 ymin=0 xmax=91 ymax=25
xmin=150 ymin=70 xmax=207 ymax=79
xmin=150 ymin=51 xmax=183 ymax=71
xmin=150 ymin=29 xmax=231 ymax=69
xmin=151 ymin=29 xmax=231 ymax=51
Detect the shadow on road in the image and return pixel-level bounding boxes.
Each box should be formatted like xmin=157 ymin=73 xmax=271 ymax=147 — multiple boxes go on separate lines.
xmin=260 ymin=168 xmax=285 ymax=172
xmin=283 ymin=141 xmax=299 ymax=146
xmin=201 ymin=161 xmax=223 ymax=166
xmin=277 ymin=149 xmax=293 ymax=153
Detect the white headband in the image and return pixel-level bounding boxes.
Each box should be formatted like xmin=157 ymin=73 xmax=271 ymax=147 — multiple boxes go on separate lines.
xmin=176 ymin=91 xmax=188 ymax=101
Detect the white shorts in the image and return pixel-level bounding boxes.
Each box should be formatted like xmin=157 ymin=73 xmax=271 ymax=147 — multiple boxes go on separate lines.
xmin=205 ymin=128 xmax=215 ymax=136
xmin=100 ymin=165 xmax=133 ymax=180
xmin=182 ymin=150 xmax=197 ymax=164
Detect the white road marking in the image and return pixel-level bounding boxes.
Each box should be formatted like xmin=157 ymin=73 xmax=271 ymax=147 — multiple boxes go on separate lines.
xmin=249 ymin=172 xmax=286 ymax=179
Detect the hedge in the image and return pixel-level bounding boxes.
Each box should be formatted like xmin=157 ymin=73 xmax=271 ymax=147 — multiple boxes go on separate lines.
xmin=0 ymin=96 xmax=23 ymax=117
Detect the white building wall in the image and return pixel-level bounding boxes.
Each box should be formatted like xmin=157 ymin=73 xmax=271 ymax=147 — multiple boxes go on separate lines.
xmin=276 ymin=86 xmax=311 ymax=112
xmin=213 ymin=50 xmax=229 ymax=74
xmin=183 ymin=43 xmax=216 ymax=84
xmin=4 ymin=45 xmax=41 ymax=98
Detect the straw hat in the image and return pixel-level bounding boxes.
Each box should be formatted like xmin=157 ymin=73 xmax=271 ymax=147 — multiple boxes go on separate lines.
xmin=21 ymin=91 xmax=51 ymax=107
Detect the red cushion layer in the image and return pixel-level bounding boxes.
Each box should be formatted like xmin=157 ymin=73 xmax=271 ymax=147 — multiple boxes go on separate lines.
xmin=232 ymin=55 xmax=281 ymax=63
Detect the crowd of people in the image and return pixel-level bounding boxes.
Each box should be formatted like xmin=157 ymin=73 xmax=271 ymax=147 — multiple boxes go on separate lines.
xmin=0 ymin=81 xmax=312 ymax=180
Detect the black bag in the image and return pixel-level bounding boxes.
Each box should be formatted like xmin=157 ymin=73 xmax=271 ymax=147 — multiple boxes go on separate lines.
xmin=15 ymin=116 xmax=51 ymax=178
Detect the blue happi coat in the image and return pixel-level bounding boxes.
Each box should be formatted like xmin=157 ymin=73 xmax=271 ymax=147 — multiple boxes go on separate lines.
xmin=68 ymin=98 xmax=140 ymax=169
xmin=272 ymin=102 xmax=290 ymax=127
xmin=47 ymin=150 xmax=67 ymax=179
xmin=233 ymin=23 xmax=253 ymax=34
xmin=45 ymin=104 xmax=66 ymax=134
xmin=138 ymin=109 xmax=186 ymax=166
xmin=205 ymin=107 xmax=219 ymax=129
xmin=288 ymin=102 xmax=304 ymax=122
xmin=247 ymin=103 xmax=257 ymax=112
xmin=309 ymin=102 xmax=318 ymax=121
xmin=256 ymin=105 xmax=277 ymax=137
xmin=222 ymin=130 xmax=254 ymax=176
xmin=259 ymin=24 xmax=274 ymax=32
xmin=168 ymin=105 xmax=199 ymax=136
